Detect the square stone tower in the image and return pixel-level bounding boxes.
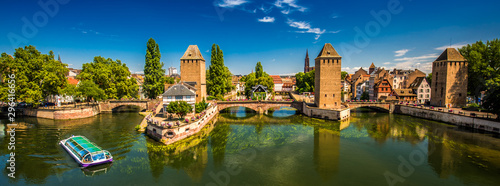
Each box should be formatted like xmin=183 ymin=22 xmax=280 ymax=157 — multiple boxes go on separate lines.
xmin=180 ymin=45 xmax=206 ymax=102
xmin=430 ymin=48 xmax=468 ymax=107
xmin=314 ymin=43 xmax=342 ymax=109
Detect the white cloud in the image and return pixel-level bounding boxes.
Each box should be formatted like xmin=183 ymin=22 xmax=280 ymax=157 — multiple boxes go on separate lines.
xmin=383 ymin=62 xmax=391 ymax=65
xmin=332 ymin=15 xmax=339 ymax=19
xmin=391 ymin=53 xmax=439 ymax=73
xmin=272 ymin=58 xmax=276 ymax=62
xmin=394 ymin=49 xmax=409 ymax=57
xmin=274 ymin=0 xmax=307 ymax=14
xmin=287 ymin=19 xmax=330 ymax=40
xmin=258 ymin=16 xmax=275 ymax=23
xmin=435 ymin=43 xmax=468 ymax=51
xmin=281 ymin=8 xmax=290 ymax=14
xmin=217 ymin=0 xmax=248 ymax=8
xmin=259 ymin=4 xmax=273 ymax=14
xmin=205 ymin=49 xmax=209 ymax=53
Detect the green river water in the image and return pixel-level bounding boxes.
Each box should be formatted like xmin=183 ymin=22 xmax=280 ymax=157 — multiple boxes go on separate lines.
xmin=1 ymin=107 xmax=500 ymax=185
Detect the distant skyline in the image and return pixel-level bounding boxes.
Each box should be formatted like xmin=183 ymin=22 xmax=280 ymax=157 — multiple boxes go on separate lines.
xmin=1 ymin=0 xmax=500 ymax=75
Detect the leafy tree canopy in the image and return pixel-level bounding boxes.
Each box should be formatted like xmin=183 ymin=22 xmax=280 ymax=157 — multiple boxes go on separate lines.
xmin=0 ymin=45 xmax=68 ymax=104
xmin=144 ymin=38 xmax=165 ymax=99
xmin=295 ymin=70 xmax=315 ymax=93
xmin=207 ymin=44 xmax=234 ymax=98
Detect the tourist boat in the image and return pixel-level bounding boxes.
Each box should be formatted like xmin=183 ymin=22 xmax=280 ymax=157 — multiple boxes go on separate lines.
xmin=59 ymin=135 xmax=113 ymax=167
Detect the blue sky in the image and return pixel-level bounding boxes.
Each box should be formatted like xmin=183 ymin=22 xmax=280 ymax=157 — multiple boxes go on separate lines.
xmin=1 ymin=0 xmax=499 ymax=75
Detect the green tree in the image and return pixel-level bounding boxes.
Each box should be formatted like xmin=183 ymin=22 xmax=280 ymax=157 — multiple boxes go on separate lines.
xmin=459 ymin=39 xmax=500 ymax=119
xmin=77 ymin=56 xmax=138 ymax=100
xmin=295 ymin=70 xmax=315 ymax=93
xmin=0 ymin=46 xmax=68 ymax=104
xmin=341 ymin=71 xmax=348 ymax=80
xmin=195 ymin=99 xmax=208 ymax=113
xmin=61 ymin=83 xmax=80 ymax=101
xmin=207 ymin=44 xmax=234 ymax=98
xmin=77 ymin=80 xmax=106 ymax=101
xmin=360 ymin=91 xmax=369 ymax=100
xmin=166 ymin=101 xmax=193 ymax=118
xmin=143 ymin=38 xmax=165 ymax=99
xmin=241 ymin=62 xmax=274 ymax=98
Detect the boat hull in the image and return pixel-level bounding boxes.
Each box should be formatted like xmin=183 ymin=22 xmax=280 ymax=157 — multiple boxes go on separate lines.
xmin=60 ymin=139 xmax=113 ymax=167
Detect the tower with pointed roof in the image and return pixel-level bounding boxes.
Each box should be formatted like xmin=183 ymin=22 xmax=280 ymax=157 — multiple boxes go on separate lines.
xmin=304 ymin=49 xmax=310 ymax=73
xmin=369 ymin=62 xmax=375 ymax=74
xmin=430 ymin=48 xmax=467 ymax=107
xmin=180 ymin=45 xmax=206 ymax=102
xmin=314 ymin=43 xmax=342 ymax=109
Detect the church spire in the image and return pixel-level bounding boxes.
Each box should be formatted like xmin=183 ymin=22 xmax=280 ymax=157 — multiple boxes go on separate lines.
xmin=58 ymin=54 xmax=61 ymax=63
xmin=304 ymin=49 xmax=310 ymax=73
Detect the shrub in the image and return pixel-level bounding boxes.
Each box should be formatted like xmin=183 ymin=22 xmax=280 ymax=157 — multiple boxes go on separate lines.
xmin=135 ymin=125 xmax=141 ymax=131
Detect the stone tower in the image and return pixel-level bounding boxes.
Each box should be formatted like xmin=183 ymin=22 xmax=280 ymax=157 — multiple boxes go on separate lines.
xmin=314 ymin=43 xmax=342 ymax=109
xmin=369 ymin=62 xmax=375 ymax=74
xmin=430 ymin=48 xmax=467 ymax=108
xmin=180 ymin=45 xmax=206 ymax=102
xmin=304 ymin=49 xmax=310 ymax=73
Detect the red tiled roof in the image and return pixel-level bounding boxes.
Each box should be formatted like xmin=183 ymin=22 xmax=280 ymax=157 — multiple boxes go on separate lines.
xmin=68 ymin=77 xmax=79 ymax=85
xmin=270 ymin=75 xmax=283 ymax=84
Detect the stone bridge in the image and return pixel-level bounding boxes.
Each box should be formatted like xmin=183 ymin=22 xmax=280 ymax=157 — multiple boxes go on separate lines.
xmin=216 ymin=101 xmax=300 ymax=114
xmin=347 ymin=102 xmax=394 ymax=113
xmin=99 ymin=100 xmax=159 ymax=112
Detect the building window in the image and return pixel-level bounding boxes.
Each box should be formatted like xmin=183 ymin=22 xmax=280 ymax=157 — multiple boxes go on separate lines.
xmin=325 ymin=94 xmax=327 ymax=97
xmin=459 ymin=93 xmax=462 ymax=97
xmin=333 ymin=94 xmax=335 ymax=97
xmin=175 ymin=96 xmax=183 ymax=100
xmin=420 ymin=89 xmax=423 ymax=93
xmin=186 ymin=96 xmax=191 ymax=99
xmin=167 ymin=96 xmax=172 ymax=99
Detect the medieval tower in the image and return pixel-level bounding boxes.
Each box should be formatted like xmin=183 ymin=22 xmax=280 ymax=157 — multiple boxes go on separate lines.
xmin=314 ymin=43 xmax=342 ymax=109
xmin=180 ymin=45 xmax=206 ymax=102
xmin=430 ymin=48 xmax=468 ymax=107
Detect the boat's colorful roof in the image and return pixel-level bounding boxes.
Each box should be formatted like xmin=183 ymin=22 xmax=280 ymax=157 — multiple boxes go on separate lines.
xmin=65 ymin=136 xmax=104 ymax=158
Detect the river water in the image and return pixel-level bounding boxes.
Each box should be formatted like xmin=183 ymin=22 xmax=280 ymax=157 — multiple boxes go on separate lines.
xmin=1 ymin=107 xmax=500 ymax=185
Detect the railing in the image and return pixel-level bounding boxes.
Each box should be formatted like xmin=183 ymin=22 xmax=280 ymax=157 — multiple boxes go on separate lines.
xmin=399 ymin=104 xmax=497 ymax=120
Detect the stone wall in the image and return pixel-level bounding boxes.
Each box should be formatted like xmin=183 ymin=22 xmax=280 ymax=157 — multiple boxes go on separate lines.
xmin=99 ymin=100 xmax=151 ymax=112
xmin=395 ymin=105 xmax=500 ymax=133
xmin=301 ymin=102 xmax=350 ymax=121
xmin=146 ymin=104 xmax=219 ymax=145
xmin=23 ymin=105 xmax=100 ymax=120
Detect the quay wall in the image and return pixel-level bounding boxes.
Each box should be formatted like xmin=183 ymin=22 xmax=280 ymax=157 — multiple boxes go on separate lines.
xmin=301 ymin=102 xmax=350 ymax=121
xmin=23 ymin=105 xmax=100 ymax=120
xmin=146 ymin=105 xmax=219 ymax=145
xmin=395 ymin=105 xmax=500 ymax=133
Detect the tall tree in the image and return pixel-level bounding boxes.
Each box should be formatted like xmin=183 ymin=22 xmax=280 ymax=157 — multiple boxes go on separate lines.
xmin=341 ymin=71 xmax=348 ymax=80
xmin=459 ymin=39 xmax=500 ymax=119
xmin=0 ymin=46 xmax=68 ymax=104
xmin=207 ymin=44 xmax=234 ymax=98
xmin=143 ymin=38 xmax=165 ymax=99
xmin=242 ymin=62 xmax=274 ymax=98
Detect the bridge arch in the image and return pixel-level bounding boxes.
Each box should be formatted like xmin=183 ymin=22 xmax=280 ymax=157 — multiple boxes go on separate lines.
xmin=347 ymin=102 xmax=394 ymax=113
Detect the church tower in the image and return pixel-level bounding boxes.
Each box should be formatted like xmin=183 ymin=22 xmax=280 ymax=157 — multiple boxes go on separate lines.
xmin=180 ymin=45 xmax=206 ymax=102
xmin=430 ymin=48 xmax=467 ymax=107
xmin=304 ymin=49 xmax=310 ymax=73
xmin=369 ymin=62 xmax=375 ymax=74
xmin=314 ymin=43 xmax=342 ymax=109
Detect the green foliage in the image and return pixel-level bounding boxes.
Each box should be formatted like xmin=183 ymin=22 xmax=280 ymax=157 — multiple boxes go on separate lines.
xmin=77 ymin=56 xmax=138 ymax=100
xmin=207 ymin=44 xmax=234 ymax=98
xmin=459 ymin=39 xmax=500 ymax=118
xmin=195 ymin=99 xmax=208 ymax=113
xmin=166 ymin=101 xmax=193 ymax=118
xmin=61 ymin=84 xmax=80 ymax=99
xmin=360 ymin=91 xmax=369 ymax=100
xmin=135 ymin=125 xmax=141 ymax=131
xmin=0 ymin=46 xmax=69 ymax=104
xmin=341 ymin=71 xmax=348 ymax=80
xmin=295 ymin=70 xmax=315 ymax=93
xmin=426 ymin=73 xmax=432 ymax=85
xmin=165 ymin=76 xmax=175 ymax=84
xmin=241 ymin=62 xmax=274 ymax=98
xmin=143 ymin=38 xmax=165 ymax=99
xmin=77 ymin=80 xmax=106 ymax=101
